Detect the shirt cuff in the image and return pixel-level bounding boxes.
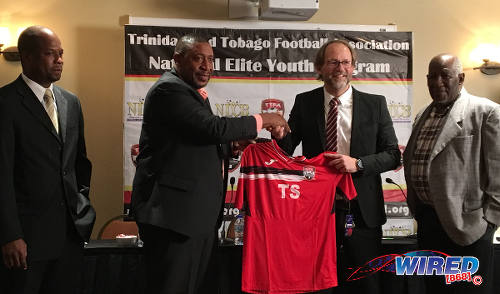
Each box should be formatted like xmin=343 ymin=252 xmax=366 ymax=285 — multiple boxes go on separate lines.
xmin=253 ymin=114 xmax=263 ymax=132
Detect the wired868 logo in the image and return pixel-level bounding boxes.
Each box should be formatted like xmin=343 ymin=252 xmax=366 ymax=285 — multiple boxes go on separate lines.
xmin=348 ymin=250 xmax=482 ymax=286
xmin=395 ymin=251 xmax=482 ymax=285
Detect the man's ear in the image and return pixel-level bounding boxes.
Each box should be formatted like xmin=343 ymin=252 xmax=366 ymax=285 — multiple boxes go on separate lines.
xmin=314 ymin=65 xmax=322 ymax=79
xmin=173 ymin=52 xmax=182 ymax=65
xmin=458 ymin=72 xmax=465 ymax=85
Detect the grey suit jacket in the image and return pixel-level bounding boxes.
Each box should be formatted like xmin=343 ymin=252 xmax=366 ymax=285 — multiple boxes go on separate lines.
xmin=403 ymin=88 xmax=500 ymax=246
xmin=0 ymin=76 xmax=94 ymax=260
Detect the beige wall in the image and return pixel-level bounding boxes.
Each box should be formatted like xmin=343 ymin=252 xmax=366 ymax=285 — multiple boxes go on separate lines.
xmin=1 ymin=0 xmax=499 ymax=238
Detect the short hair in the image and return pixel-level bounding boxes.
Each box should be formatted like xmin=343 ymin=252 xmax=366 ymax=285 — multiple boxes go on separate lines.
xmin=314 ymin=39 xmax=357 ymax=80
xmin=18 ymin=26 xmax=49 ymax=56
xmin=174 ymin=34 xmax=209 ymax=56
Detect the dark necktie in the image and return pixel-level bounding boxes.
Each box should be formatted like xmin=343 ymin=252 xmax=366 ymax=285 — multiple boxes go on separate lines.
xmin=325 ymin=97 xmax=338 ymax=151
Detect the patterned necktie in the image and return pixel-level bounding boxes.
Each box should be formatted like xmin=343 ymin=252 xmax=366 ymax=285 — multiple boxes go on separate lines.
xmin=325 ymin=97 xmax=339 ymax=152
xmin=43 ymin=88 xmax=59 ymax=134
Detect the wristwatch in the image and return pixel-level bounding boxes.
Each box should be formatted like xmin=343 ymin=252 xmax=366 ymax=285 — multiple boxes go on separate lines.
xmin=356 ymin=158 xmax=364 ymax=171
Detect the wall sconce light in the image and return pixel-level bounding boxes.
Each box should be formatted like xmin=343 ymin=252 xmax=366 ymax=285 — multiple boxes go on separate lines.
xmin=473 ymin=59 xmax=500 ymax=75
xmin=470 ymin=43 xmax=500 ymax=75
xmin=0 ymin=44 xmax=21 ymax=61
xmin=0 ymin=27 xmax=20 ymax=62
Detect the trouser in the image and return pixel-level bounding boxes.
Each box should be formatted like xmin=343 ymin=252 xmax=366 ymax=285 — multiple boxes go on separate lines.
xmin=138 ymin=223 xmax=215 ymax=294
xmin=309 ymin=200 xmax=383 ymax=294
xmin=0 ymin=224 xmax=84 ymax=294
xmin=417 ymin=204 xmax=495 ymax=294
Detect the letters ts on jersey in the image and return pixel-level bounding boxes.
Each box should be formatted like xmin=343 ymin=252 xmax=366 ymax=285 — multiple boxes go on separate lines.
xmin=235 ymin=140 xmax=357 ymax=293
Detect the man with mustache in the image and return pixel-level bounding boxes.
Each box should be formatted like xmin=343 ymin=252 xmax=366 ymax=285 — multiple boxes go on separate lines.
xmin=0 ymin=26 xmax=94 ymax=294
xmin=404 ymin=54 xmax=500 ymax=294
xmin=277 ymin=39 xmax=400 ymax=293
xmin=130 ymin=34 xmax=289 ymax=294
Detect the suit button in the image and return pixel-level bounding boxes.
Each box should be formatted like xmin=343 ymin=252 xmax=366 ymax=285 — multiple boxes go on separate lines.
xmin=63 ymin=170 xmax=67 ymax=176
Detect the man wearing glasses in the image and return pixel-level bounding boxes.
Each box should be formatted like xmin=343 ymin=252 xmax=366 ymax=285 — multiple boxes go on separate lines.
xmin=277 ymin=39 xmax=400 ymax=293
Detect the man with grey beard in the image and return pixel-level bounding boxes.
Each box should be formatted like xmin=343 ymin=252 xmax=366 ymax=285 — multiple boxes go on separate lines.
xmin=277 ymin=39 xmax=400 ymax=293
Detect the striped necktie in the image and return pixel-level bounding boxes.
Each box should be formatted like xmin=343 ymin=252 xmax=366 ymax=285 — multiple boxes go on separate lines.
xmin=325 ymin=97 xmax=339 ymax=152
xmin=43 ymin=88 xmax=59 ymax=134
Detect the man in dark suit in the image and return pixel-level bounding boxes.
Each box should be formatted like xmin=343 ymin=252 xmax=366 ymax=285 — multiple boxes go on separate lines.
xmin=0 ymin=26 xmax=94 ymax=294
xmin=130 ymin=35 xmax=289 ymax=294
xmin=277 ymin=40 xmax=400 ymax=293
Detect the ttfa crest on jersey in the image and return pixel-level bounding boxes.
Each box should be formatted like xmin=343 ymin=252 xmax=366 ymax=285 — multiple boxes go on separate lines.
xmin=303 ymin=166 xmax=315 ymax=180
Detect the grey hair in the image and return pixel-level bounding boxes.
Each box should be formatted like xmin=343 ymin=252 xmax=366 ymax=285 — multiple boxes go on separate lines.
xmin=174 ymin=34 xmax=209 ymax=56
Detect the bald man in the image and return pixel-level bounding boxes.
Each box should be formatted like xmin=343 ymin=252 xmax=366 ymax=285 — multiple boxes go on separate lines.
xmin=404 ymin=54 xmax=500 ymax=294
xmin=0 ymin=26 xmax=94 ymax=294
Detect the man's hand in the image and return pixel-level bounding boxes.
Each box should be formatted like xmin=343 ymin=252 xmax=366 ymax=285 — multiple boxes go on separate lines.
xmin=324 ymin=153 xmax=358 ymax=173
xmin=231 ymin=139 xmax=257 ymax=156
xmin=2 ymin=238 xmax=27 ymax=270
xmin=260 ymin=113 xmax=291 ymax=139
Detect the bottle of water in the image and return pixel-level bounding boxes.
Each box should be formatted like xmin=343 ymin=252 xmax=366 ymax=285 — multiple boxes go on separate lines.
xmin=234 ymin=215 xmax=244 ymax=246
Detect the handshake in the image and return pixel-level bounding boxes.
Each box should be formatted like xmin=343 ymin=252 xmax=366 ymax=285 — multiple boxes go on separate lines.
xmin=259 ymin=113 xmax=290 ymax=140
xmin=231 ymin=113 xmax=290 ymax=156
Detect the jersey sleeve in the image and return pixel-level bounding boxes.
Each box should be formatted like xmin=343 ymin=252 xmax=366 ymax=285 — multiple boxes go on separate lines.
xmin=338 ymin=174 xmax=357 ymax=200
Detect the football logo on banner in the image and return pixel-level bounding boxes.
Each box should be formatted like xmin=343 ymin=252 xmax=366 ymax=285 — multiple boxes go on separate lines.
xmin=261 ymin=98 xmax=285 ymax=116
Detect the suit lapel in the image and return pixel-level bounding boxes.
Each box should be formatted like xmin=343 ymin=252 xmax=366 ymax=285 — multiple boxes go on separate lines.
xmin=350 ymin=88 xmax=362 ymax=155
xmin=169 ymin=69 xmax=207 ymax=106
xmin=430 ymin=95 xmax=467 ymax=161
xmin=403 ymin=104 xmax=432 ymax=175
xmin=204 ymin=97 xmax=214 ymax=114
xmin=16 ymin=77 xmax=62 ymax=144
xmin=53 ymin=86 xmax=68 ymax=143
xmin=313 ymin=88 xmax=326 ymax=149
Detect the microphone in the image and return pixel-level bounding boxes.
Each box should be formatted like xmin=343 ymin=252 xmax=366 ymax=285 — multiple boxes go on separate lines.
xmin=385 ymin=177 xmax=407 ymax=199
xmin=228 ymin=177 xmax=237 ymax=218
xmin=229 ymin=177 xmax=236 ymax=207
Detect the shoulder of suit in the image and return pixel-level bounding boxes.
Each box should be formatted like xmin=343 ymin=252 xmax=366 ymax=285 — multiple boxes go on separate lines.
xmin=157 ymin=71 xmax=191 ymax=90
xmin=0 ymin=77 xmax=21 ymax=93
xmin=53 ymin=85 xmax=79 ymax=102
xmin=0 ymin=78 xmax=26 ymax=103
xmin=352 ymin=87 xmax=385 ymax=100
xmin=462 ymin=90 xmax=499 ymax=110
xmin=157 ymin=71 xmax=199 ymax=98
xmin=296 ymin=86 xmax=323 ymax=99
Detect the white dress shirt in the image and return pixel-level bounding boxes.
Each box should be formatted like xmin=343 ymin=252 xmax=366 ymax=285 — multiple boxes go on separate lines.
xmin=21 ymin=73 xmax=57 ymax=112
xmin=323 ymin=86 xmax=353 ymax=156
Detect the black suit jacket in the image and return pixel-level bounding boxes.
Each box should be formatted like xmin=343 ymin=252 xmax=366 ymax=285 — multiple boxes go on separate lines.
xmin=0 ymin=76 xmax=94 ymax=260
xmin=278 ymin=86 xmax=400 ymax=227
xmin=131 ymin=70 xmax=257 ymax=237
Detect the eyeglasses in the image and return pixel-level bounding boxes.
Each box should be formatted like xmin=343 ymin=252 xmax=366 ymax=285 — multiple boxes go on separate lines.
xmin=325 ymin=60 xmax=352 ymax=67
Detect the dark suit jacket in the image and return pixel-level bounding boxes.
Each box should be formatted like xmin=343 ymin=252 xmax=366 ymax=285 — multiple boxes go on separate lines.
xmin=278 ymin=86 xmax=400 ymax=227
xmin=0 ymin=76 xmax=94 ymax=261
xmin=131 ymin=70 xmax=257 ymax=237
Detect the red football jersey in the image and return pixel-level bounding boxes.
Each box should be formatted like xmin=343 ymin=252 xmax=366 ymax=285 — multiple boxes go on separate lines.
xmin=235 ymin=140 xmax=357 ymax=294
